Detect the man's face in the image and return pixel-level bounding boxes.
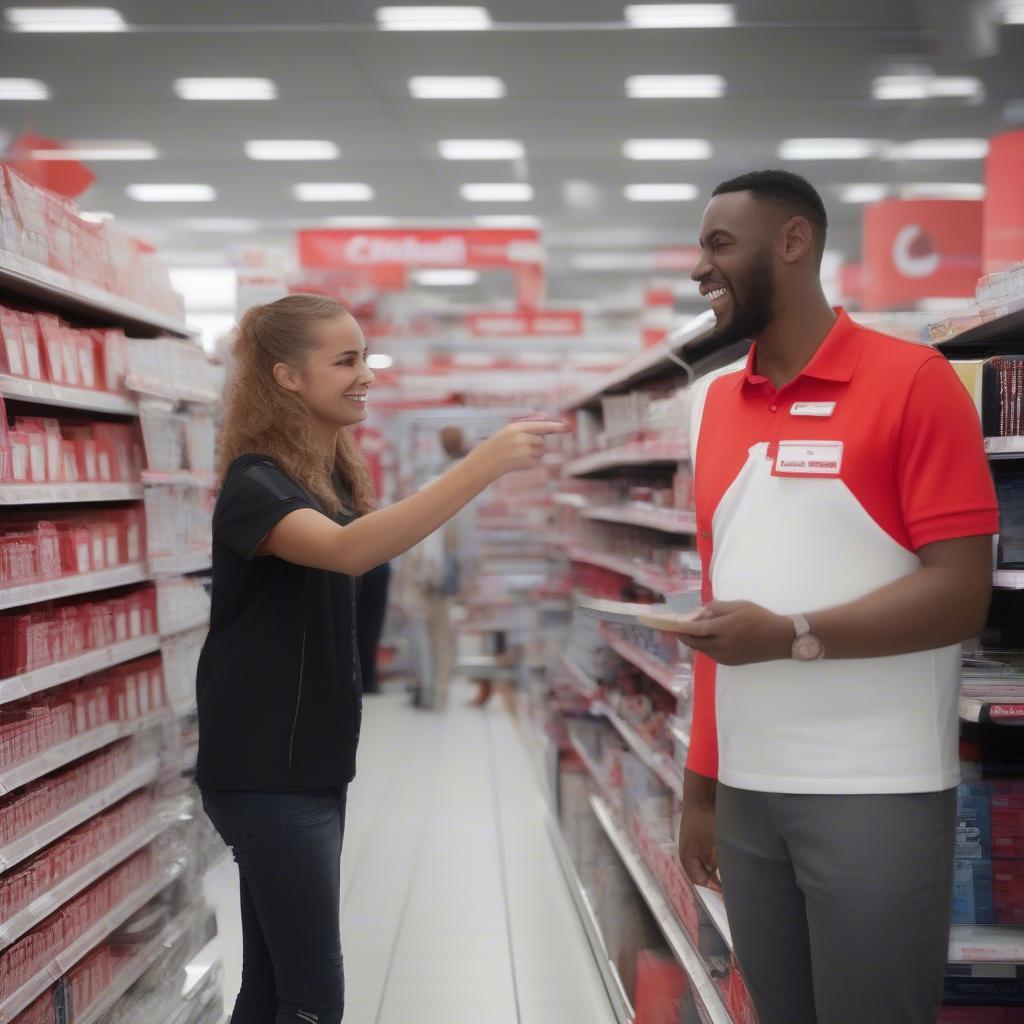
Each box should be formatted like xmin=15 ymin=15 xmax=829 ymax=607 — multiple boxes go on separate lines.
xmin=691 ymin=191 xmax=780 ymax=346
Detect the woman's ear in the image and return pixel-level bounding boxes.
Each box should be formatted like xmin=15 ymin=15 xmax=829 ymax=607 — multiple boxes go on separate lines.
xmin=273 ymin=361 xmax=303 ymax=393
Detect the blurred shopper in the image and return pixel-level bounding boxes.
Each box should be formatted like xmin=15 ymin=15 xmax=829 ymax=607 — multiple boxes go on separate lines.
xmin=399 ymin=425 xmax=476 ymax=710
xmin=195 ymin=294 xmax=564 ymax=1024
xmin=669 ymin=171 xmax=997 ymax=1024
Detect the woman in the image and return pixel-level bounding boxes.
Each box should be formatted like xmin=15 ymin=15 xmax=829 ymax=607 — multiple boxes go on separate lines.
xmin=195 ymin=294 xmax=563 ymax=1024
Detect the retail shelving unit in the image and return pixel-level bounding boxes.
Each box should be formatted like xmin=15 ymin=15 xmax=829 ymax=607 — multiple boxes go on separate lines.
xmin=0 ymin=230 xmax=223 ymax=1023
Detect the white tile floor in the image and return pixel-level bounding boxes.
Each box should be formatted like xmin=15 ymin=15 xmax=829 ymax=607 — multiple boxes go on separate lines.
xmin=201 ymin=685 xmax=618 ymax=1024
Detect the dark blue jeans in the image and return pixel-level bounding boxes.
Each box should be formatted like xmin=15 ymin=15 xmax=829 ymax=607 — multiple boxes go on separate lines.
xmin=201 ymin=787 xmax=348 ymax=1024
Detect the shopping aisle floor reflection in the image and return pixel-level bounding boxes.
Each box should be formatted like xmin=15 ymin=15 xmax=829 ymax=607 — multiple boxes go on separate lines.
xmin=202 ymin=685 xmax=618 ymax=1024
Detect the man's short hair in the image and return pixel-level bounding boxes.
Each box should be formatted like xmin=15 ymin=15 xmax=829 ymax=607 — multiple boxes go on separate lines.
xmin=712 ymin=170 xmax=828 ymax=259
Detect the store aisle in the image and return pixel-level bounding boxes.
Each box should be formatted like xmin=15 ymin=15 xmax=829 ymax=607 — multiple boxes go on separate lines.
xmin=202 ymin=686 xmax=618 ymax=1024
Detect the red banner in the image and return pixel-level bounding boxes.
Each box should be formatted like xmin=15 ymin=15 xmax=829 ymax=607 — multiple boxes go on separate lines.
xmin=862 ymin=199 xmax=982 ymax=310
xmin=467 ymin=310 xmax=583 ymax=337
xmin=984 ymin=129 xmax=1024 ymax=273
xmin=297 ymin=228 xmax=542 ymax=269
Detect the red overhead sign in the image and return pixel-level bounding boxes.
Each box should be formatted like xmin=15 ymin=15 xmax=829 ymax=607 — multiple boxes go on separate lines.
xmin=984 ymin=129 xmax=1024 ymax=273
xmin=863 ymin=199 xmax=982 ymax=310
xmin=297 ymin=228 xmax=543 ymax=269
xmin=468 ymin=310 xmax=583 ymax=337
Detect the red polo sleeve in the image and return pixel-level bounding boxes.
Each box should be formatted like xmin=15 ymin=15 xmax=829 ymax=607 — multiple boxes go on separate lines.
xmin=685 ymin=652 xmax=718 ymax=779
xmin=898 ymin=354 xmax=999 ymax=550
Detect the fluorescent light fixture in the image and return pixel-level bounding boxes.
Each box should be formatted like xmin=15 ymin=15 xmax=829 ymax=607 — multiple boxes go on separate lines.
xmin=900 ymin=182 xmax=985 ymax=200
xmin=624 ymin=183 xmax=699 ymax=201
xmin=460 ymin=182 xmax=533 ymax=202
xmin=872 ymin=75 xmax=984 ymax=102
xmin=174 ymin=78 xmax=277 ymax=101
xmin=625 ymin=4 xmax=734 ymax=27
xmin=626 ymin=75 xmax=725 ymax=98
xmin=885 ymin=138 xmax=989 ymax=160
xmin=1000 ymin=1 xmax=1024 ymax=23
xmin=324 ymin=215 xmax=396 ymax=226
xmin=366 ymin=353 xmax=394 ymax=369
xmin=5 ymin=6 xmax=125 ymax=31
xmin=474 ymin=214 xmax=540 ymax=227
xmin=80 ymin=211 xmax=114 ymax=223
xmin=294 ymin=182 xmax=374 ymax=201
xmin=779 ymin=138 xmax=878 ymax=160
xmin=838 ymin=184 xmax=889 ymax=203
xmin=572 ymin=252 xmax=653 ymax=271
xmin=623 ymin=138 xmax=712 ymax=160
xmin=413 ymin=269 xmax=480 ymax=286
xmin=185 ymin=218 xmax=260 ymax=232
xmin=0 ymin=78 xmax=50 ymax=100
xmin=245 ymin=140 xmax=339 ymax=161
xmin=439 ymin=139 xmax=524 ymax=160
xmin=127 ymin=183 xmax=216 ymax=202
xmin=409 ymin=76 xmax=505 ymax=99
xmin=376 ymin=6 xmax=491 ymax=30
xmin=30 ymin=139 xmax=157 ymax=160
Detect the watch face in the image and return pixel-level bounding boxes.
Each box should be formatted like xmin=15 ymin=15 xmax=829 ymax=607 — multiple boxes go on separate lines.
xmin=794 ymin=635 xmax=824 ymax=662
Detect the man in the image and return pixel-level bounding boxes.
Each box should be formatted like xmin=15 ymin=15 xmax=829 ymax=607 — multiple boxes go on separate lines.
xmin=672 ymin=170 xmax=998 ymax=1024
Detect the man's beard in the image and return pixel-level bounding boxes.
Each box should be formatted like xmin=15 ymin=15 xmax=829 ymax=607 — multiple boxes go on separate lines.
xmin=711 ymin=249 xmax=775 ymax=347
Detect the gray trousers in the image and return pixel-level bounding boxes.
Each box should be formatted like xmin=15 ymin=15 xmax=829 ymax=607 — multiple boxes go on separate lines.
xmin=716 ymin=784 xmax=956 ymax=1024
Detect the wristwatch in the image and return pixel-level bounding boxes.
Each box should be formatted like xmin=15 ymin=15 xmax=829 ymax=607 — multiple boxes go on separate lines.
xmin=790 ymin=613 xmax=825 ymax=662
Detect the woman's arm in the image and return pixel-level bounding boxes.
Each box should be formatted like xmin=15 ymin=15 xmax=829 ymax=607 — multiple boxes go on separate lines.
xmin=257 ymin=421 xmax=565 ymax=576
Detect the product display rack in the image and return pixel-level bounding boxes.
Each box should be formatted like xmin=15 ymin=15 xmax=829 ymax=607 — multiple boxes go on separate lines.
xmin=0 ymin=218 xmax=224 ymax=1023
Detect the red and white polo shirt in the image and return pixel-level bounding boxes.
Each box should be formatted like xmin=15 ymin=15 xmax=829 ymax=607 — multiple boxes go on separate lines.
xmin=687 ymin=309 xmax=998 ymax=795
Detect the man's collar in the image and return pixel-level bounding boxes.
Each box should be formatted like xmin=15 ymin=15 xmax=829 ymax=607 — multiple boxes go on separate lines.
xmin=736 ymin=308 xmax=865 ymax=390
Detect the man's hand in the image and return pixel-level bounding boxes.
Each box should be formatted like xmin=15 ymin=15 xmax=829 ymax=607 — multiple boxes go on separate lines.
xmin=680 ymin=769 xmax=719 ymax=888
xmin=680 ymin=600 xmax=793 ymax=666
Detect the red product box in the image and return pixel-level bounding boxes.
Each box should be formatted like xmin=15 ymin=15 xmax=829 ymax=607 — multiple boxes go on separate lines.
xmin=725 ymin=956 xmax=758 ymax=1024
xmin=993 ymin=808 xmax=1024 ymax=859
xmin=0 ymin=398 xmax=11 ymax=483
xmin=36 ymin=313 xmax=65 ymax=386
xmin=17 ymin=312 xmax=42 ymax=382
xmin=1 ymin=306 xmax=27 ymax=378
xmin=994 ymin=859 xmax=1024 ymax=925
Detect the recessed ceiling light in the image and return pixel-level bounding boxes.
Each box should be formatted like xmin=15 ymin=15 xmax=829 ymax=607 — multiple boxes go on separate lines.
xmin=474 ymin=214 xmax=540 ymax=227
xmin=460 ymin=183 xmax=533 ymax=202
xmin=185 ymin=218 xmax=260 ymax=232
xmin=624 ymin=4 xmax=734 ymax=28
xmin=885 ymin=138 xmax=989 ymax=160
xmin=376 ymin=6 xmax=491 ymax=30
xmin=872 ymin=75 xmax=984 ymax=102
xmin=323 ymin=216 xmax=397 ymax=226
xmin=127 ymin=183 xmax=216 ymax=202
xmin=80 ymin=210 xmax=114 ymax=223
xmin=294 ymin=182 xmax=375 ymax=201
xmin=366 ymin=353 xmax=395 ymax=369
xmin=779 ymin=138 xmax=878 ymax=160
xmin=624 ymin=183 xmax=699 ymax=201
xmin=175 ymin=78 xmax=277 ymax=101
xmin=5 ymin=6 xmax=125 ymax=31
xmin=245 ymin=140 xmax=339 ymax=161
xmin=439 ymin=139 xmax=524 ymax=160
xmin=413 ymin=269 xmax=480 ymax=286
xmin=623 ymin=139 xmax=712 ymax=160
xmin=900 ymin=182 xmax=985 ymax=200
xmin=0 ymin=78 xmax=50 ymax=100
xmin=626 ymin=75 xmax=725 ymax=98
xmin=838 ymin=184 xmax=889 ymax=203
xmin=999 ymin=1 xmax=1024 ymax=23
xmin=409 ymin=76 xmax=505 ymax=99
xmin=30 ymin=139 xmax=158 ymax=160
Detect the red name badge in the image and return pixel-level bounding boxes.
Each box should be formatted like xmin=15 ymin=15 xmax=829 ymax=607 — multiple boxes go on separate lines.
xmin=771 ymin=440 xmax=844 ymax=478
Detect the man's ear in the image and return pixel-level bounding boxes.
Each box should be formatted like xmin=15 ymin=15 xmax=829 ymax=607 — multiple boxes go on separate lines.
xmin=273 ymin=361 xmax=302 ymax=392
xmin=778 ymin=215 xmax=815 ymax=264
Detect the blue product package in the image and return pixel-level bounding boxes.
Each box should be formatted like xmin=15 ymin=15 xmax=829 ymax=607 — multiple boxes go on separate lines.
xmin=957 ymin=788 xmax=994 ymax=860
xmin=952 ymin=857 xmax=996 ymax=925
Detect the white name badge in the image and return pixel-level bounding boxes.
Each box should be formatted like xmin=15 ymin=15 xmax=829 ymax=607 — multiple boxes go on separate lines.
xmin=772 ymin=440 xmax=843 ymax=477
xmin=790 ymin=402 xmax=836 ymax=418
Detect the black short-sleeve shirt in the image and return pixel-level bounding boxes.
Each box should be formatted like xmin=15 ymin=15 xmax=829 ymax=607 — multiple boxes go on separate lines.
xmin=195 ymin=454 xmax=362 ymax=791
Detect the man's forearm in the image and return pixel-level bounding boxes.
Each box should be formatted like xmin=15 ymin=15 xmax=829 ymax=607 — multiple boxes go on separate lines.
xmin=808 ymin=544 xmax=992 ymax=660
xmin=684 ymin=767 xmax=717 ymax=808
